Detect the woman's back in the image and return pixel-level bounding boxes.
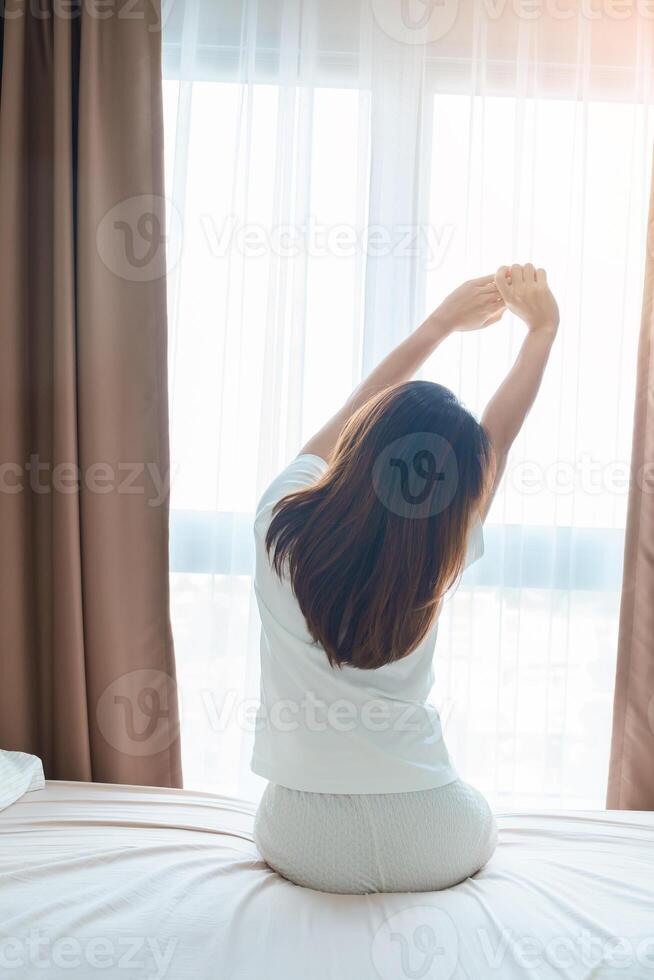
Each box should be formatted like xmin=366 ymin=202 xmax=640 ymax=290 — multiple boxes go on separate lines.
xmin=251 ymin=452 xmax=484 ymax=795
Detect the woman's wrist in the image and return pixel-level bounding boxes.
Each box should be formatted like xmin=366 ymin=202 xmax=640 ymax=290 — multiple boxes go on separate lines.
xmin=525 ymin=319 xmax=559 ymax=340
xmin=421 ymin=309 xmax=453 ymax=345
xmin=520 ymin=323 xmax=558 ymax=362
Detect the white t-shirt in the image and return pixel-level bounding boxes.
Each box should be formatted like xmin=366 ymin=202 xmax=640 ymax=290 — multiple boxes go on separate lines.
xmin=251 ymin=454 xmax=484 ymax=794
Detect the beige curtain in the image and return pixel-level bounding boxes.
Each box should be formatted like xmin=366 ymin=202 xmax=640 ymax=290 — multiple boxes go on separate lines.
xmin=0 ymin=2 xmax=182 ymax=786
xmin=607 ymin=155 xmax=654 ymax=811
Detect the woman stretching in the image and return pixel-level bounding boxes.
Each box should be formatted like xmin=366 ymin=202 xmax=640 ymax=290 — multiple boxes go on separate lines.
xmin=252 ymin=264 xmax=559 ymax=894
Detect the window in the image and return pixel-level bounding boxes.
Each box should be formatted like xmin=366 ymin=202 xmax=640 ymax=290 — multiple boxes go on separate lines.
xmin=163 ymin=1 xmax=653 ymax=806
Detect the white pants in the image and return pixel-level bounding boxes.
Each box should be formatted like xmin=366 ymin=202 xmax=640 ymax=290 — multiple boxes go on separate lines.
xmin=254 ymin=779 xmax=497 ymax=894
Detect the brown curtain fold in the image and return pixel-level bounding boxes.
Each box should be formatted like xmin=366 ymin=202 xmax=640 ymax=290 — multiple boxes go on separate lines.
xmin=0 ymin=1 xmax=182 ymax=787
xmin=607 ymin=153 xmax=654 ymax=811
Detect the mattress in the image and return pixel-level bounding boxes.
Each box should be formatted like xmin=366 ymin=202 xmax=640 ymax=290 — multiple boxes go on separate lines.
xmin=0 ymin=781 xmax=652 ymax=980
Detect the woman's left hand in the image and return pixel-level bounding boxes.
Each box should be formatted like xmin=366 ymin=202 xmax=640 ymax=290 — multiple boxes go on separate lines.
xmin=429 ymin=275 xmax=506 ymax=335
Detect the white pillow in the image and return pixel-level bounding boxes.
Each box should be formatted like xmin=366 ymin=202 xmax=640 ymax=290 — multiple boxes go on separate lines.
xmin=0 ymin=750 xmax=45 ymax=812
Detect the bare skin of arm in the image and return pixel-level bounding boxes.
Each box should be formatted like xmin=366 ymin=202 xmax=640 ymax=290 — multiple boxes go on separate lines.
xmin=301 ymin=276 xmax=505 ymax=461
xmin=480 ymin=262 xmax=559 ymax=519
xmin=301 ymin=262 xmax=558 ymax=524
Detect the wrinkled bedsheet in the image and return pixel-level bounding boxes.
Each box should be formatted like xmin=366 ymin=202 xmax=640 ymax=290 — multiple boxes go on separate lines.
xmin=0 ymin=780 xmax=652 ymax=979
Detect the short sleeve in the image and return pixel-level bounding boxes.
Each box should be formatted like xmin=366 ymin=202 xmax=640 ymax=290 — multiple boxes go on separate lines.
xmin=463 ymin=514 xmax=484 ymax=569
xmin=254 ymin=454 xmax=328 ymax=538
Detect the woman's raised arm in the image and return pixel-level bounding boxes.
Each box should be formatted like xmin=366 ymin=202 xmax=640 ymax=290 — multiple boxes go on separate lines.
xmin=480 ymin=263 xmax=559 ymax=518
xmin=301 ymin=276 xmax=505 ymax=461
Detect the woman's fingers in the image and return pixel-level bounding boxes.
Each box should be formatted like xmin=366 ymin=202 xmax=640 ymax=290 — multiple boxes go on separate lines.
xmin=475 ymin=263 xmax=546 ymax=307
xmin=480 ymin=295 xmax=506 ymax=327
xmin=494 ymin=266 xmax=511 ymax=299
xmin=474 ymin=267 xmax=541 ymax=290
xmin=478 ymin=289 xmax=504 ymax=307
xmin=478 ymin=282 xmax=502 ymax=295
xmin=511 ymin=263 xmax=524 ymax=285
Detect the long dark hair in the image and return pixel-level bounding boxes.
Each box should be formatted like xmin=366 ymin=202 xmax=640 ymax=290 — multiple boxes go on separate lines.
xmin=266 ymin=381 xmax=493 ymax=669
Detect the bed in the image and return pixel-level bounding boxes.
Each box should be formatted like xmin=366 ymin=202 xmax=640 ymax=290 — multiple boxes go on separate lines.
xmin=0 ymin=781 xmax=652 ymax=979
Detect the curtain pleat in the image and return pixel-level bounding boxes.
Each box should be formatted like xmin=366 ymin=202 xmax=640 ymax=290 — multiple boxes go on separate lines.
xmin=0 ymin=1 xmax=182 ymax=787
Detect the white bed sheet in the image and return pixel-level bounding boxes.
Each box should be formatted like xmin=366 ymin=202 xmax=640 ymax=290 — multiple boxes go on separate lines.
xmin=0 ymin=781 xmax=652 ymax=979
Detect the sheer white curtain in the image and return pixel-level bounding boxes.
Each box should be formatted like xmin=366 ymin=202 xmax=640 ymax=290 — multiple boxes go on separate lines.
xmin=162 ymin=0 xmax=654 ymax=807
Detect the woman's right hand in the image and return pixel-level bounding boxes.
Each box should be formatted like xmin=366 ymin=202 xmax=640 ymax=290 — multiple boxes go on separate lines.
xmin=494 ymin=264 xmax=559 ymax=335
